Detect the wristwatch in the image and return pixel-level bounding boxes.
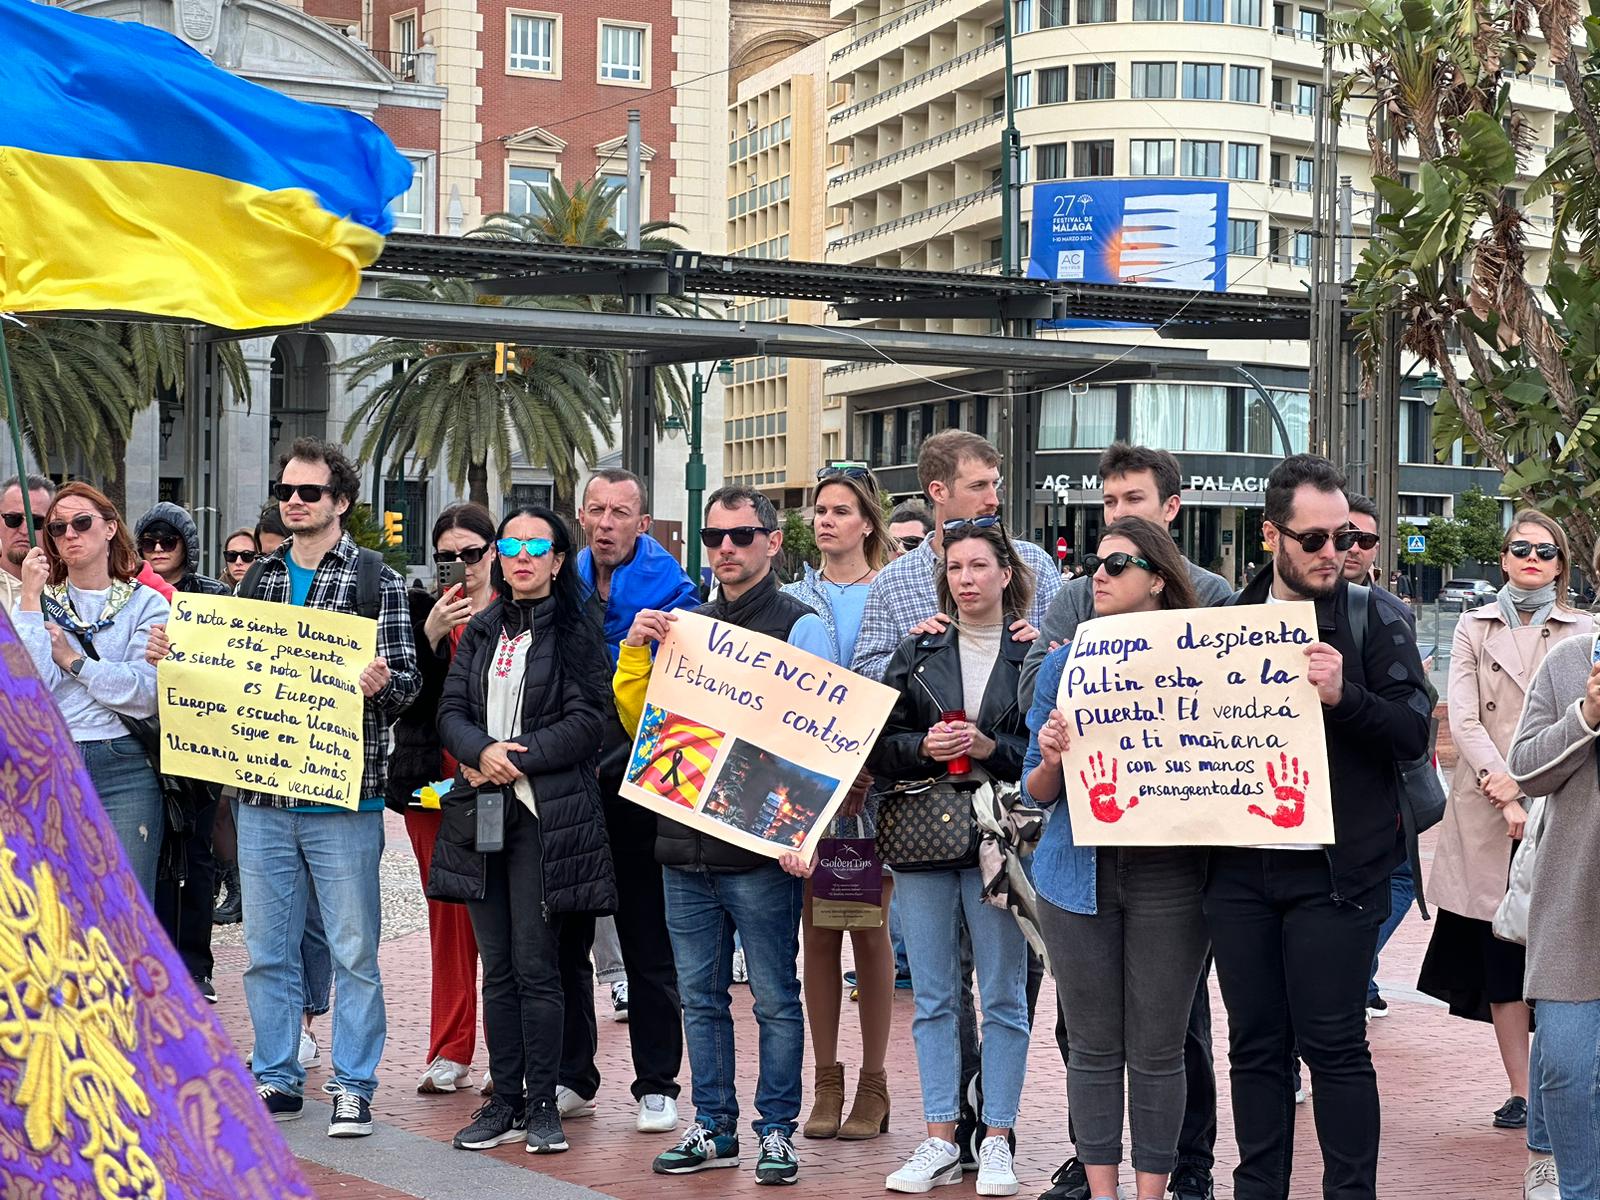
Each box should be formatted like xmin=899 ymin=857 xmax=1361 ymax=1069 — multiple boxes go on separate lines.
xmin=67 ymin=656 xmax=86 ymax=677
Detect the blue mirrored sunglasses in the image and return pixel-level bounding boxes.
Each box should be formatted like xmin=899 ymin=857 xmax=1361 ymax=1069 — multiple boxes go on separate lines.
xmin=496 ymin=536 xmax=552 ymax=559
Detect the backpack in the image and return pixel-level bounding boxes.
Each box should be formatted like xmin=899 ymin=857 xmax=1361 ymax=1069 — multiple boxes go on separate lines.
xmin=239 ymin=545 xmax=385 ymax=620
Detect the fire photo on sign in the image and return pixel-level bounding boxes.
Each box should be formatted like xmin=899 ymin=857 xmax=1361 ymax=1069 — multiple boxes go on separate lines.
xmin=702 ymin=740 xmax=840 ymax=850
xmin=626 ymin=704 xmax=727 ymax=810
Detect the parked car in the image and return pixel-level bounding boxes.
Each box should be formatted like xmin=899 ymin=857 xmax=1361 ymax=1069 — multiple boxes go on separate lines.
xmin=1439 ymin=577 xmax=1498 ymax=609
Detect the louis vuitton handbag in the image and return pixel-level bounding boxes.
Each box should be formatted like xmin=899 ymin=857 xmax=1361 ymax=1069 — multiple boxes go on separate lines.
xmin=876 ymin=779 xmax=980 ymax=872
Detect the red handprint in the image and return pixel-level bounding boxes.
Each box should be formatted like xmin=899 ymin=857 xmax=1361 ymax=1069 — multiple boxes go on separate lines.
xmin=1249 ymin=753 xmax=1309 ymax=829
xmin=1080 ymin=752 xmax=1138 ymax=823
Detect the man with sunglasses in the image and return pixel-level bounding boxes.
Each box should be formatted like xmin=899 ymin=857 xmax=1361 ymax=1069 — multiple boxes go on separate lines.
xmin=1211 ymin=455 xmax=1430 ymax=1200
xmin=889 ymin=502 xmax=934 ymax=558
xmin=1 ymin=473 xmax=55 ymax=614
xmin=613 ymin=486 xmax=829 ymax=1185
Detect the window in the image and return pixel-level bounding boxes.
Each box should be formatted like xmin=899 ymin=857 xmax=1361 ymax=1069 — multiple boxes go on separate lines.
xmin=601 ymin=172 xmax=632 ymax=234
xmin=1074 ymin=139 xmax=1114 ymax=176
xmin=1182 ymin=63 xmax=1223 ymax=99
xmin=1184 ymin=0 xmax=1224 ymax=19
xmin=1039 ymin=66 xmax=1070 ymax=104
xmin=1014 ymin=0 xmax=1035 ymax=31
xmin=1040 ymin=0 xmax=1069 ymax=24
xmin=1228 ymin=217 xmax=1259 ymax=255
xmin=508 ymin=12 xmax=557 ymax=74
xmin=1133 ymin=0 xmax=1178 ymax=17
xmin=598 ymin=22 xmax=646 ymax=83
xmin=1013 ymin=72 xmax=1032 ymax=108
xmin=1295 ymin=80 xmax=1318 ymax=115
xmin=1228 ymin=141 xmax=1260 ymax=179
xmin=1129 ymin=383 xmax=1229 ymax=452
xmin=1078 ymin=0 xmax=1116 ymax=19
xmin=1039 ymin=386 xmax=1118 ymax=449
xmin=1231 ymin=0 xmax=1261 ymax=22
xmin=1132 ymin=62 xmax=1177 ymax=98
xmin=1075 ymin=62 xmax=1115 ymax=99
xmin=389 ymin=156 xmax=427 ymax=232
xmin=391 ymin=12 xmax=416 ymax=76
xmin=1230 ymin=64 xmax=1261 ymax=103
xmin=1294 ymin=155 xmax=1313 ymax=190
xmin=510 ymin=482 xmax=554 ymax=510
xmin=1398 ymin=170 xmax=1416 ymax=189
xmin=1129 ymin=138 xmax=1175 ymax=175
xmin=1181 ymin=139 xmax=1221 ymax=176
xmin=1246 ymin=389 xmax=1308 ymax=454
xmin=1036 ymin=142 xmax=1072 ymax=179
xmin=508 ymin=165 xmax=553 ymax=215
xmin=1296 ymin=6 xmax=1323 ymax=37
xmin=1292 ymin=229 xmax=1313 ymax=265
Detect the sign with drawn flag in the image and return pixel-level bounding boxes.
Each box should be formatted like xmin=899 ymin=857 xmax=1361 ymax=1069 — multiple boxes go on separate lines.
xmin=0 ymin=608 xmax=313 ymax=1199
xmin=0 ymin=0 xmax=412 ymax=329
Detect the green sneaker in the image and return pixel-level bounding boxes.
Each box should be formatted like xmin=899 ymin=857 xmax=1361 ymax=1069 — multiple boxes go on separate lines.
xmin=652 ymin=1124 xmax=740 ymax=1175
xmin=755 ymin=1129 xmax=799 ymax=1186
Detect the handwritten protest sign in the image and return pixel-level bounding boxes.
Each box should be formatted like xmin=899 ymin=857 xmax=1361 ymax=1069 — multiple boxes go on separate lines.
xmin=621 ymin=610 xmax=898 ymax=861
xmin=1055 ymin=602 xmax=1333 ymax=846
xmin=157 ymin=593 xmax=375 ymax=810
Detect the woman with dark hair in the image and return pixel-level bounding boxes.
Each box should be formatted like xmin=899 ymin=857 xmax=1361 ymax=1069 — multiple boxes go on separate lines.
xmin=16 ymin=481 xmax=170 ymax=895
xmin=1021 ymin=516 xmax=1204 ymax=1200
xmin=221 ymin=527 xmax=259 ymax=590
xmin=389 ymin=502 xmax=500 ymax=1097
xmin=870 ymin=517 xmax=1035 ymax=1198
xmin=438 ymin=505 xmax=617 ymax=1155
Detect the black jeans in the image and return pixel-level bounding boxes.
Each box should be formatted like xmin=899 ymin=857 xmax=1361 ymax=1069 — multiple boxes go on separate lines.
xmin=468 ymin=800 xmax=565 ymax=1109
xmin=155 ymin=791 xmax=217 ymax=980
xmin=1205 ymin=849 xmax=1386 ymax=1200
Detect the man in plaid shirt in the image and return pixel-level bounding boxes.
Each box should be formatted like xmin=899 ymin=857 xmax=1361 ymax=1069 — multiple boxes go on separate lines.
xmin=154 ymin=437 xmax=419 ymax=1135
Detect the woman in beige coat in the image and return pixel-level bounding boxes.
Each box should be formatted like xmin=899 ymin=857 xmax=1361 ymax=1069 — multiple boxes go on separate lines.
xmin=1419 ymin=511 xmax=1591 ymax=1130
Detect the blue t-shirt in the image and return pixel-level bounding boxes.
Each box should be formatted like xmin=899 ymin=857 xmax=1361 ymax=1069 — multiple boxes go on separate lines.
xmin=822 ymin=581 xmax=871 ymax=668
xmin=787 ymin=612 xmax=834 ymax=661
xmin=287 ymin=557 xmax=316 ymax=607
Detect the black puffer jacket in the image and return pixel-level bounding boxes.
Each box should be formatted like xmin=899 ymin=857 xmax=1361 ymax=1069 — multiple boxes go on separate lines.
xmin=385 ymin=587 xmax=456 ymax=813
xmin=868 ymin=622 xmax=1030 ymax=784
xmin=135 ymin=501 xmax=227 ymax=594
xmin=437 ymin=597 xmax=618 ymax=916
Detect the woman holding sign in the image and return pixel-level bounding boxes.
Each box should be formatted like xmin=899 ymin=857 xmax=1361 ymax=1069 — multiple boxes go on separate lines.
xmin=870 ymin=518 xmax=1034 ymax=1198
xmin=437 ymin=505 xmax=616 ymax=1156
xmin=1021 ymin=517 xmax=1206 ymax=1200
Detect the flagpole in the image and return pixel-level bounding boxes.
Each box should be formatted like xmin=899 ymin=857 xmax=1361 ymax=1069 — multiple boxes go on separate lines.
xmin=0 ymin=317 xmax=39 ymax=548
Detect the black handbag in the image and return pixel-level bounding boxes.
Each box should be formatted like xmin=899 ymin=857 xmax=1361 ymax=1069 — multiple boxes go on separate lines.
xmin=425 ymin=785 xmax=488 ymax=903
xmin=876 ymin=780 xmax=981 ymax=872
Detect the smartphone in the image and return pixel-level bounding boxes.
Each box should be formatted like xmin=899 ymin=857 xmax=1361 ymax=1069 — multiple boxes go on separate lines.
xmin=475 ymin=790 xmax=504 ymax=853
xmin=437 ymin=559 xmax=467 ymax=593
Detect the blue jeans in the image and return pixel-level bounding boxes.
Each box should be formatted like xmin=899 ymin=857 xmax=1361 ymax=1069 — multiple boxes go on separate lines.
xmin=663 ymin=863 xmax=803 ymax=1137
xmin=895 ymin=867 xmax=1030 ymax=1126
xmin=81 ymin=737 xmax=164 ymax=899
xmin=888 ymin=888 xmax=910 ymax=977
xmin=238 ymin=804 xmax=385 ymax=1101
xmin=1367 ymin=861 xmax=1414 ymax=1002
xmin=1528 ymin=1030 xmax=1551 ymax=1155
xmin=1532 ymin=1000 xmax=1600 ymax=1198
xmin=302 ymin=875 xmax=332 ymax=1016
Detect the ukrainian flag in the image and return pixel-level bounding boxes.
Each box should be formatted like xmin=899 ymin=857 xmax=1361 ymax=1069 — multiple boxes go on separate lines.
xmin=0 ymin=0 xmax=413 ymax=329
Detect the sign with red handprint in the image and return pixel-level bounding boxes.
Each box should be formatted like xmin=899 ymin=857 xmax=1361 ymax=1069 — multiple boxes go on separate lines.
xmin=1052 ymin=602 xmax=1333 ymax=846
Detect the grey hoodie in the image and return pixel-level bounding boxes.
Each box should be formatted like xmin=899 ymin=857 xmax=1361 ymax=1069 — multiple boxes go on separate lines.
xmin=134 ymin=502 xmax=227 ymax=595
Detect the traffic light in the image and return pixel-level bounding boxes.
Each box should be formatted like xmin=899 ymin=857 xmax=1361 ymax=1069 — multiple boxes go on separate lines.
xmin=494 ymin=341 xmax=519 ymax=379
xmin=383 ymin=510 xmax=404 ymax=546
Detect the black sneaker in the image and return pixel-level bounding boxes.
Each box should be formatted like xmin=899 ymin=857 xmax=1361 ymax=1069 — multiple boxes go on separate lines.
xmin=755 ymin=1129 xmax=798 ymax=1185
xmin=453 ymin=1097 xmax=526 ymax=1150
xmin=525 ymin=1099 xmax=569 ymax=1154
xmin=328 ymin=1091 xmax=373 ymax=1137
xmin=1040 ymin=1157 xmax=1089 ymax=1200
xmin=1366 ymin=994 xmax=1389 ymax=1019
xmin=195 ymin=975 xmax=218 ymax=1004
xmin=1169 ymin=1163 xmax=1215 ymax=1200
xmin=653 ymin=1124 xmax=740 ymax=1174
xmin=958 ymin=1072 xmax=1017 ymax=1167
xmin=256 ymin=1084 xmax=302 ymax=1123
xmin=1493 ymin=1095 xmax=1528 ymax=1129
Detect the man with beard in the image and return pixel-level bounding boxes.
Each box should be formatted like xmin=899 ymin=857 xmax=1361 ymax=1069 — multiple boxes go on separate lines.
xmin=0 ymin=474 xmax=55 ymax=613
xmin=1210 ymin=455 xmax=1430 ymax=1200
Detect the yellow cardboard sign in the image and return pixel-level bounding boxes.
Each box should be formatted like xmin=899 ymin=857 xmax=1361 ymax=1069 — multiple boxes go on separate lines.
xmin=1056 ymin=601 xmax=1334 ymax=846
xmin=157 ymin=593 xmax=375 ymax=810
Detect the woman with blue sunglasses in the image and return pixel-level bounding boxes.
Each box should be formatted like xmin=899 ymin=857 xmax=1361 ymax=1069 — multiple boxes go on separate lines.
xmin=438 ymin=505 xmax=617 ymax=1157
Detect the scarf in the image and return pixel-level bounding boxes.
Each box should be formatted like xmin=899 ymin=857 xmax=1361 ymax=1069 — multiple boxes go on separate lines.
xmin=41 ymin=579 xmax=140 ymax=648
xmin=1496 ymin=581 xmax=1557 ymax=631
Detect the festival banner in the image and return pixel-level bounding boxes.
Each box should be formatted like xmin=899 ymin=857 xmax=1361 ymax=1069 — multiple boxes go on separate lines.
xmin=0 ymin=608 xmax=312 ymax=1198
xmin=1054 ymin=602 xmax=1334 ymax=846
xmin=157 ymin=593 xmax=375 ymax=810
xmin=621 ymin=611 xmax=898 ymax=861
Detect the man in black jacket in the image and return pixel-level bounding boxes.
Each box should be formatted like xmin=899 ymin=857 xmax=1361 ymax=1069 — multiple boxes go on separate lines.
xmin=1210 ymin=456 xmax=1430 ymax=1200
xmin=614 ymin=486 xmax=829 ymax=1187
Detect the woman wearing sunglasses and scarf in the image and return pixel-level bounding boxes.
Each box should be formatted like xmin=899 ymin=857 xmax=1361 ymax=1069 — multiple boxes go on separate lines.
xmin=15 ymin=482 xmax=170 ymax=896
xmin=1419 ymin=512 xmax=1590 ymax=1154
xmin=437 ymin=505 xmax=616 ymax=1156
xmin=1021 ymin=517 xmax=1205 ymax=1200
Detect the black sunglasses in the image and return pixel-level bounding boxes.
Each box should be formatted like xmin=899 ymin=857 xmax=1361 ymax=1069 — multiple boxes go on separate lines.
xmin=1272 ymin=521 xmax=1360 ymax=555
xmin=138 ymin=534 xmax=182 ymax=554
xmin=2 ymin=512 xmax=43 ymax=531
xmin=897 ymin=534 xmax=926 ymax=552
xmin=941 ymin=515 xmax=1002 ymax=534
xmin=270 ymin=483 xmax=336 ymax=504
xmin=1085 ymin=551 xmax=1154 ymax=577
xmin=434 ymin=544 xmax=491 ymax=565
xmin=45 ymin=513 xmax=98 ymax=538
xmin=1347 ymin=532 xmax=1380 ymax=551
xmin=817 ymin=465 xmax=875 ymax=483
xmin=223 ymin=549 xmax=259 ymax=564
xmin=1507 ymin=540 xmax=1561 ymax=561
xmin=700 ymin=525 xmax=773 ymax=549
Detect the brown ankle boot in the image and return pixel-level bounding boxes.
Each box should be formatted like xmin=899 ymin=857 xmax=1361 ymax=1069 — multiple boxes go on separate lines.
xmin=836 ymin=1068 xmax=890 ymax=1140
xmin=803 ymin=1062 xmax=846 ymax=1139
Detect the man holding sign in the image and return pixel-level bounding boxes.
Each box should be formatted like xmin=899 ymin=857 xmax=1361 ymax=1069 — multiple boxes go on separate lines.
xmin=148 ymin=438 xmax=420 ymax=1137
xmin=1209 ymin=456 xmax=1430 ymax=1200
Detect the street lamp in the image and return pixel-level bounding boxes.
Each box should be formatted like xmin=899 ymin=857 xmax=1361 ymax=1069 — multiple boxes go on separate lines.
xmin=1414 ymin=369 xmax=1444 ymax=404
xmin=668 ymin=358 xmax=735 ymax=582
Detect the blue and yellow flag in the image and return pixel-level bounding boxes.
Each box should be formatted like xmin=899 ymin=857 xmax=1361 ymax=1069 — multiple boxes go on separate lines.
xmin=0 ymin=0 xmax=413 ymax=329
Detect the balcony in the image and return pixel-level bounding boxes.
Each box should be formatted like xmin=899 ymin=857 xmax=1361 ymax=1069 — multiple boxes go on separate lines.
xmin=827 ymin=184 xmax=1001 ymax=261
xmin=827 ymin=113 xmax=1002 ymax=203
xmin=830 ymin=38 xmax=1003 ymax=136
xmin=830 ymin=0 xmax=997 ymax=75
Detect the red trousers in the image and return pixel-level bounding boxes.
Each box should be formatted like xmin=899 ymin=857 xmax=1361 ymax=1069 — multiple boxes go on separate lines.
xmin=404 ymin=807 xmax=480 ymax=1065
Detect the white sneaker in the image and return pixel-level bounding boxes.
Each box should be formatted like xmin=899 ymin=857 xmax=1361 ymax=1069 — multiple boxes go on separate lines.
xmin=637 ymin=1093 xmax=679 ymax=1133
xmin=417 ymin=1057 xmax=471 ymax=1094
xmin=555 ymin=1084 xmax=596 ymax=1118
xmin=1524 ymin=1156 xmax=1560 ymax=1200
xmin=731 ymin=947 xmax=748 ymax=984
xmin=298 ymin=1029 xmax=319 ymax=1068
xmin=886 ymin=1138 xmax=962 ymax=1193
xmin=975 ymin=1135 xmax=1018 ymax=1197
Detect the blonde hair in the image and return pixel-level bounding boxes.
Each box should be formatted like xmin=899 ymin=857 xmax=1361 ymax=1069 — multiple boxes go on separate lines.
xmin=811 ymin=474 xmax=891 ymax=570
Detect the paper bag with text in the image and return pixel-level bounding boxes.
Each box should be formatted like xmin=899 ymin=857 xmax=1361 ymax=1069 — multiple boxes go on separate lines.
xmin=621 ymin=610 xmax=898 ymax=861
xmin=158 ymin=593 xmax=376 ymax=810
xmin=1055 ymin=602 xmax=1334 ymax=846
